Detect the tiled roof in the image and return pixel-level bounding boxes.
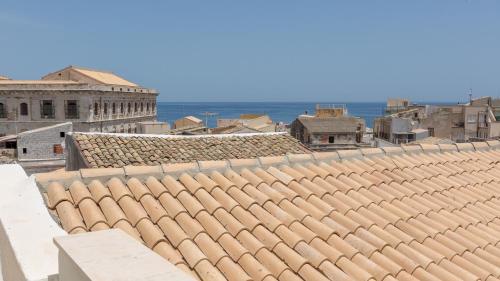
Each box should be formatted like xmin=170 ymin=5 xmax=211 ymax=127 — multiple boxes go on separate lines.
xmin=38 ymin=141 xmax=500 ymax=281
xmin=297 ymin=116 xmax=364 ymax=133
xmin=71 ymin=66 xmax=138 ymax=87
xmin=70 ymin=133 xmax=311 ymax=168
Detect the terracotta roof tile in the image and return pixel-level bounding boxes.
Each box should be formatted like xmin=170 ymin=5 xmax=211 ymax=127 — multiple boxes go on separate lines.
xmin=39 ymin=144 xmax=500 ymax=281
xmin=70 ymin=132 xmax=311 ymax=169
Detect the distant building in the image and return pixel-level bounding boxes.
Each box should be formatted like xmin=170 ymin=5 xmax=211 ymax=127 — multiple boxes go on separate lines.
xmin=137 ymin=121 xmax=170 ymax=134
xmin=216 ymin=114 xmax=276 ymax=133
xmin=0 ymin=65 xmax=158 ymax=136
xmin=211 ymin=124 xmax=262 ymax=134
xmin=17 ymin=122 xmax=72 ymax=161
xmin=173 ymin=115 xmax=203 ymax=129
xmin=385 ymin=98 xmax=411 ymax=114
xmin=0 ymin=122 xmax=72 ymax=174
xmin=290 ymin=104 xmax=366 ymax=151
xmin=374 ymin=96 xmax=500 ymax=144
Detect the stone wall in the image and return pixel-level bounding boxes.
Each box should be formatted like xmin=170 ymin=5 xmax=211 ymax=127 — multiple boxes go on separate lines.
xmin=17 ymin=123 xmax=73 ymax=161
xmin=0 ymin=85 xmax=157 ymax=135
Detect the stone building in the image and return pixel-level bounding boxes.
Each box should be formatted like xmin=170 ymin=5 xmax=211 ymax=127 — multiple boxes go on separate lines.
xmin=290 ymin=105 xmax=366 ymax=151
xmin=0 ymin=66 xmax=158 ymax=136
xmin=16 ymin=122 xmax=72 ymax=161
xmin=374 ymin=96 xmax=500 ymax=144
xmin=173 ymin=116 xmax=203 ymax=129
xmin=216 ymin=114 xmax=276 ymax=133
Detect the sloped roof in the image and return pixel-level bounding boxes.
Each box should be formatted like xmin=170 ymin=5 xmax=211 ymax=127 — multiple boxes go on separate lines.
xmin=211 ymin=124 xmax=261 ymax=134
xmin=70 ymin=132 xmax=311 ymax=168
xmin=183 ymin=116 xmax=203 ymax=123
xmin=71 ymin=66 xmax=137 ymax=87
xmin=297 ymin=116 xmax=364 ymax=133
xmin=37 ymin=140 xmax=500 ymax=281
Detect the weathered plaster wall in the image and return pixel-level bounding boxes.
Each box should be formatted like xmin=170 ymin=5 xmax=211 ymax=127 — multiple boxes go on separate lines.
xmin=17 ymin=123 xmax=72 ymax=161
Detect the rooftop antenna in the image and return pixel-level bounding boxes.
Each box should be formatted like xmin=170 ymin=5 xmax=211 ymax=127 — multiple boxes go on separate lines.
xmin=200 ymin=112 xmax=219 ymax=127
xmin=468 ymin=88 xmax=473 ymax=103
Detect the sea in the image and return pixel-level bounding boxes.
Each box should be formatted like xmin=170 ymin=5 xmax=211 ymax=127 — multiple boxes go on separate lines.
xmin=157 ymin=102 xmax=386 ymax=129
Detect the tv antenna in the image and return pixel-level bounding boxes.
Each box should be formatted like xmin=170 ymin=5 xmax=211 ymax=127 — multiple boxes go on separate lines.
xmin=200 ymin=112 xmax=219 ymax=127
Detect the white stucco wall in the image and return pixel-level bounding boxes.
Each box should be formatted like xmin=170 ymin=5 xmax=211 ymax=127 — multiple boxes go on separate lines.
xmin=0 ymin=164 xmax=66 ymax=281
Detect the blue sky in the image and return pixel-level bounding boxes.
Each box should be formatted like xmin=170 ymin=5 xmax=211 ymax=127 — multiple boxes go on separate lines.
xmin=1 ymin=1 xmax=499 ymax=102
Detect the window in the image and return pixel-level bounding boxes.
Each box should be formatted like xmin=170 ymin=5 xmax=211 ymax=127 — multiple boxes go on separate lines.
xmin=60 ymin=132 xmax=65 ymax=137
xmin=127 ymin=103 xmax=131 ymax=113
xmin=104 ymin=103 xmax=108 ymax=115
xmin=22 ymin=148 xmax=27 ymax=154
xmin=141 ymin=102 xmax=144 ymax=112
xmin=94 ymin=103 xmax=99 ymax=116
xmin=146 ymin=103 xmax=150 ymax=112
xmin=328 ymin=136 xmax=335 ymax=143
xmin=428 ymin=128 xmax=435 ymax=137
xmin=65 ymin=100 xmax=79 ymax=119
xmin=152 ymin=102 xmax=156 ymax=112
xmin=20 ymin=103 xmax=28 ymax=116
xmin=120 ymin=103 xmax=124 ymax=114
xmin=53 ymin=144 xmax=63 ymax=154
xmin=134 ymin=103 xmax=138 ymax=113
xmin=112 ymin=103 xmax=116 ymax=114
xmin=0 ymin=103 xmax=5 ymax=118
xmin=41 ymin=100 xmax=54 ymax=119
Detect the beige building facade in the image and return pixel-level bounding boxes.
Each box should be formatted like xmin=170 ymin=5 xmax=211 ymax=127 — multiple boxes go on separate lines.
xmin=0 ymin=66 xmax=158 ymax=136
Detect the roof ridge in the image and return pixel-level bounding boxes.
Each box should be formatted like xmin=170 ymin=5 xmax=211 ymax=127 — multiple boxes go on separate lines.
xmin=70 ymin=131 xmax=289 ymax=139
xmin=35 ymin=140 xmax=500 ymax=190
xmin=69 ymin=65 xmax=114 ymax=74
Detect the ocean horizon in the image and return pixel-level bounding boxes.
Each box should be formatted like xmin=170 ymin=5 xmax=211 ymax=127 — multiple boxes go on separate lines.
xmin=156 ymin=101 xmax=451 ymax=129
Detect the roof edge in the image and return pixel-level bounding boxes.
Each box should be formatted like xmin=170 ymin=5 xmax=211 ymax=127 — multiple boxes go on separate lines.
xmin=35 ymin=140 xmax=500 ymax=190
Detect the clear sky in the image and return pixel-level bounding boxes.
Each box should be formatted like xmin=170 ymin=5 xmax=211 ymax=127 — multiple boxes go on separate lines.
xmin=1 ymin=1 xmax=499 ymax=102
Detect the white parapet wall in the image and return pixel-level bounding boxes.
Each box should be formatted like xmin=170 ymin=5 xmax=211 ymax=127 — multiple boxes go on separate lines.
xmin=0 ymin=164 xmax=66 ymax=281
xmin=54 ymin=229 xmax=194 ymax=281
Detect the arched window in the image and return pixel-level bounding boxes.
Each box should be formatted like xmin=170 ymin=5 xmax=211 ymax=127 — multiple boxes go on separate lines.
xmin=112 ymin=103 xmax=116 ymax=114
xmin=20 ymin=103 xmax=28 ymax=116
xmin=94 ymin=103 xmax=99 ymax=116
xmin=134 ymin=103 xmax=138 ymax=113
xmin=120 ymin=103 xmax=124 ymax=114
xmin=140 ymin=102 xmax=144 ymax=112
xmin=127 ymin=103 xmax=131 ymax=113
xmin=0 ymin=103 xmax=5 ymax=118
xmin=104 ymin=103 xmax=108 ymax=115
xmin=146 ymin=103 xmax=150 ymax=112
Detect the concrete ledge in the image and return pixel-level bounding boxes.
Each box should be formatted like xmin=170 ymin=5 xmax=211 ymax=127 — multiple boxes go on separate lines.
xmin=401 ymin=145 xmax=423 ymax=154
xmin=438 ymin=144 xmax=458 ymax=152
xmin=337 ymin=149 xmax=363 ymax=160
xmin=54 ymin=229 xmax=194 ymax=281
xmin=456 ymin=142 xmax=475 ymax=152
xmin=381 ymin=146 xmax=404 ymax=155
xmin=487 ymin=140 xmax=500 ymax=149
xmin=418 ymin=144 xmax=440 ymax=153
xmin=0 ymin=164 xmax=65 ymax=281
xmin=360 ymin=148 xmax=385 ymax=157
xmin=471 ymin=142 xmax=489 ymax=151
